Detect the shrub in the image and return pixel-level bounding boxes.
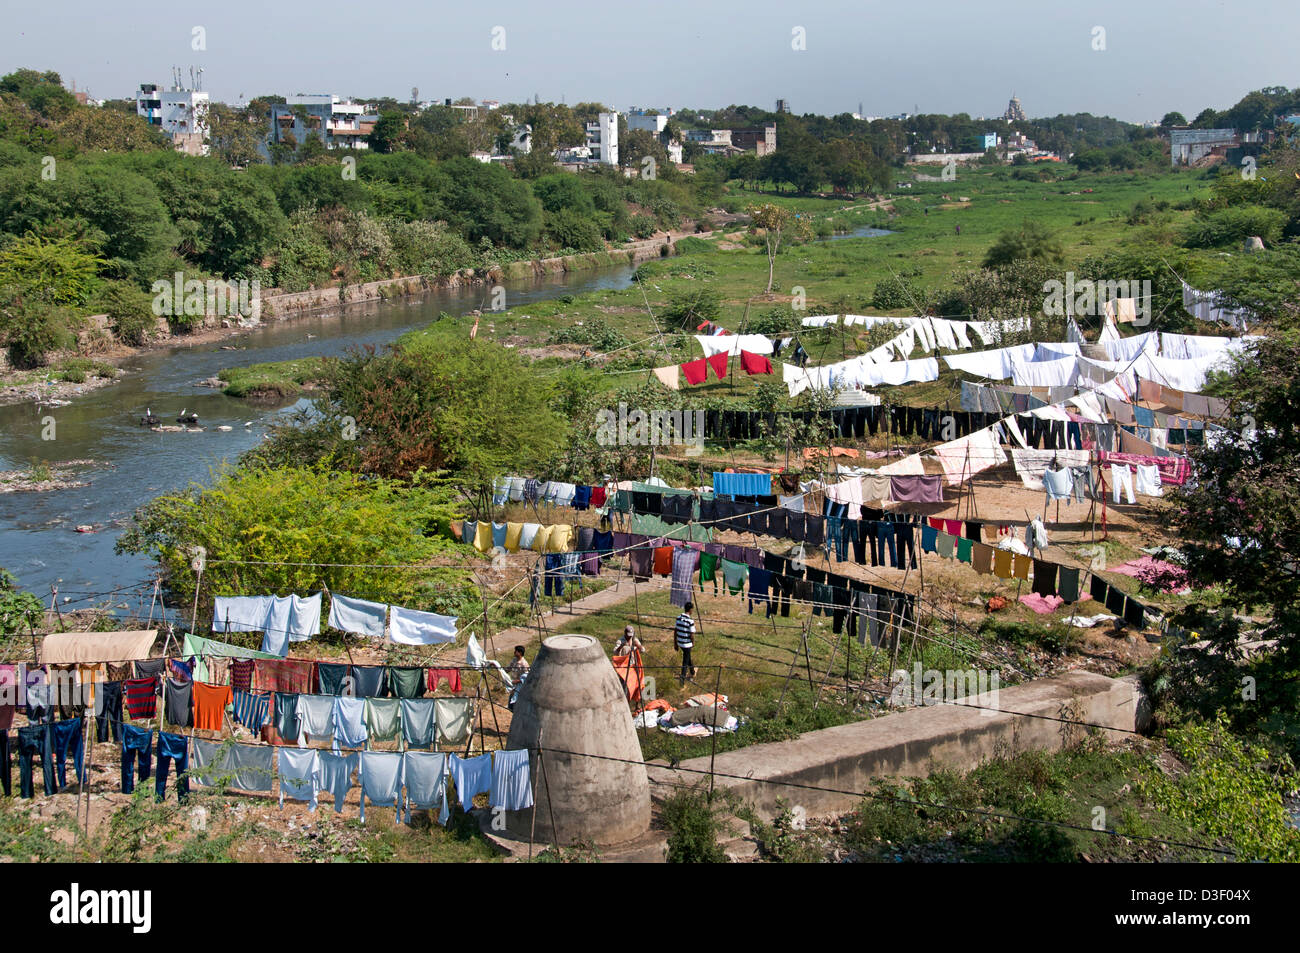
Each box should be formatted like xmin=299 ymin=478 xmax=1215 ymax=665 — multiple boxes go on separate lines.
xmin=660 ymin=784 xmax=728 ymax=863
xmin=870 ymin=274 xmax=921 ymax=311
xmin=98 ymin=281 xmax=156 ymax=346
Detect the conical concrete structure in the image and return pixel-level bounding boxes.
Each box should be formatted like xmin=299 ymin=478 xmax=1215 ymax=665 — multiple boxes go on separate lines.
xmin=503 ymin=634 xmax=651 ymax=847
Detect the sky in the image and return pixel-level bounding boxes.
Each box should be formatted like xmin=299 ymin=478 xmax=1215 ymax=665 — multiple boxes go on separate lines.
xmin=1 ymin=0 xmax=1294 ymax=123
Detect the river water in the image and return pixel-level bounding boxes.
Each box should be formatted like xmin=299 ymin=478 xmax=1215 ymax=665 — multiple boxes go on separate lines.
xmin=0 ymin=225 xmax=897 ymax=607
xmin=0 ymin=266 xmax=639 ymax=603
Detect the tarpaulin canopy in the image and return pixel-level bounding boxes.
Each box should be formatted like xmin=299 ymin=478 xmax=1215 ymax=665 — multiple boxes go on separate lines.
xmin=41 ymin=630 xmax=157 ymax=665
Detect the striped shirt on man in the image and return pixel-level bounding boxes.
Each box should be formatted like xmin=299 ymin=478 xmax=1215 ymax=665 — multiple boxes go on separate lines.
xmin=674 ymin=612 xmax=696 ymax=650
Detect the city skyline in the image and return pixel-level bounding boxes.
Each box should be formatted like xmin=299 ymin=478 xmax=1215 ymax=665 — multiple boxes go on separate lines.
xmin=2 ymin=0 xmax=1295 ymax=124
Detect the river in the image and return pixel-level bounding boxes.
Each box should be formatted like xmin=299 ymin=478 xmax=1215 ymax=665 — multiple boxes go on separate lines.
xmin=0 ymin=266 xmax=640 ymax=605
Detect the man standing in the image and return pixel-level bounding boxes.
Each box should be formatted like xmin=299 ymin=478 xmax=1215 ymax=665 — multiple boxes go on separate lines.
xmin=675 ymin=602 xmax=697 ymax=683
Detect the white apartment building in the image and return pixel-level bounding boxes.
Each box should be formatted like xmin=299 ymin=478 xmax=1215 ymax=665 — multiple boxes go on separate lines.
xmin=584 ymin=112 xmax=618 ymax=165
xmin=135 ymin=83 xmax=209 ymax=156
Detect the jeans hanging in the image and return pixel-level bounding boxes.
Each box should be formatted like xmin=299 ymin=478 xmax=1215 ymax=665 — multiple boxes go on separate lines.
xmin=17 ymin=725 xmax=55 ymax=798
xmin=155 ymin=731 xmax=190 ymax=803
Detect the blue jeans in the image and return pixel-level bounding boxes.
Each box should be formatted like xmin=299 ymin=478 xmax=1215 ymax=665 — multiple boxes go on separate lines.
xmin=155 ymin=731 xmax=190 ymax=802
xmin=873 ymin=522 xmax=896 ymax=567
xmin=51 ymin=718 xmax=84 ymax=790
xmin=17 ymin=725 xmax=54 ymax=798
xmin=121 ymin=724 xmax=153 ymax=794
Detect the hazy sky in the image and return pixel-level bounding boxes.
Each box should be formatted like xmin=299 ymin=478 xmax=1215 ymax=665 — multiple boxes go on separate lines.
xmin=2 ymin=0 xmax=1294 ymax=122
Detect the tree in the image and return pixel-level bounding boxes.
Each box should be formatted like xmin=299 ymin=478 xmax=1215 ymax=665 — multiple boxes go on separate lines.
xmin=367 ymin=112 xmax=408 ymax=154
xmin=747 ymin=202 xmax=813 ymax=294
xmin=313 ymin=333 xmax=566 ymax=482
xmin=1160 ymin=111 xmax=1187 ymax=128
xmin=116 ymin=466 xmax=474 ymax=620
xmin=0 ymin=233 xmax=102 ymax=305
xmin=430 ymin=156 xmax=542 ymax=248
xmin=1158 ymin=332 xmax=1300 ymax=756
xmin=0 ymin=69 xmax=77 ymax=120
xmin=206 ymin=103 xmax=266 ymax=168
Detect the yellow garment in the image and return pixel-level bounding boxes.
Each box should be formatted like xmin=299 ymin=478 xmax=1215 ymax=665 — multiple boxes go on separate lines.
xmin=993 ymin=549 xmax=1013 ymax=579
xmin=505 ymin=521 xmax=523 ymax=553
xmin=1012 ymin=554 xmax=1031 ymax=580
xmin=548 ymin=524 xmax=574 ymax=553
xmin=473 ymin=521 xmax=493 ymax=553
xmin=531 ymin=525 xmax=553 ymax=553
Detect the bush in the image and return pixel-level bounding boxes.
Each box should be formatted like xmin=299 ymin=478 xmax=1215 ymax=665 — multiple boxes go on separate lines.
xmin=116 ymin=465 xmax=475 ymax=620
xmin=870 ymin=274 xmax=921 ymax=311
xmin=660 ymin=287 xmax=721 ymax=331
xmin=98 ymin=281 xmax=156 ymax=346
xmin=544 ymin=208 xmax=605 ymax=253
xmin=629 ymin=214 xmax=659 ymax=240
xmin=1182 ymin=206 xmax=1287 ymax=248
xmin=982 ymin=221 xmax=1065 ymax=270
xmin=0 ymin=297 xmax=75 ymax=367
xmin=660 ymin=784 xmax=728 ymax=863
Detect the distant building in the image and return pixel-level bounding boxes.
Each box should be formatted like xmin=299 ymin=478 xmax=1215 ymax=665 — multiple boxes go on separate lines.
xmin=585 ymin=112 xmax=619 ymax=165
xmin=731 ymin=122 xmax=777 ymax=156
xmin=268 ymin=95 xmax=376 ymax=153
xmin=775 ymin=99 xmax=791 ymax=114
xmin=977 ymin=132 xmax=999 ymax=150
xmin=1003 ymin=95 xmax=1027 ymax=124
xmin=628 ymin=111 xmax=669 ymax=135
xmin=1169 ymin=128 xmax=1240 ymax=166
xmin=136 ymin=82 xmax=209 ymax=156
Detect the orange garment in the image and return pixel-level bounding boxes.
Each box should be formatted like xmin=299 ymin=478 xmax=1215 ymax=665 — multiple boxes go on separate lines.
xmin=637 ymin=698 xmax=674 ymax=715
xmin=192 ymin=681 xmax=232 ymax=731
xmin=653 ymin=546 xmax=673 ymax=576
xmin=611 ymin=650 xmax=644 ymax=704
xmin=803 ymin=446 xmax=860 ymax=462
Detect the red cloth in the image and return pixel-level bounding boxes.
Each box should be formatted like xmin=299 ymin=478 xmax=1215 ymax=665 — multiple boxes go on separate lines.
xmin=652 ymin=546 xmax=674 ymax=576
xmin=428 ymin=668 xmax=462 ymax=693
xmin=1098 ymin=451 xmax=1190 ymax=486
xmin=589 ymin=485 xmax=607 ymax=507
xmin=251 ymin=659 xmax=313 ymax=695
xmin=739 ymin=350 xmax=773 ymax=375
xmin=681 ymin=359 xmax=708 ymax=385
xmin=706 ymin=352 xmax=729 ymax=380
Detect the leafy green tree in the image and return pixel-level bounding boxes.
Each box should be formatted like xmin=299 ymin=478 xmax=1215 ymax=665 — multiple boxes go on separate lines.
xmin=367 ymin=112 xmax=408 ymax=153
xmin=206 ymin=103 xmax=266 ymax=168
xmin=0 ymin=232 xmax=102 ymax=304
xmin=1159 ymin=111 xmax=1187 ymax=128
xmin=1163 ymin=332 xmax=1300 ymax=753
xmin=430 ymin=156 xmax=542 ymax=248
xmin=0 ymin=69 xmax=77 ymax=120
xmin=310 ymin=333 xmax=566 ymax=482
xmin=116 ymin=466 xmax=474 ymax=620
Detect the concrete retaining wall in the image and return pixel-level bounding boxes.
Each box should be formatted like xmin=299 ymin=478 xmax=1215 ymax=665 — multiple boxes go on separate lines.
xmin=646 ymin=672 xmax=1148 ymax=821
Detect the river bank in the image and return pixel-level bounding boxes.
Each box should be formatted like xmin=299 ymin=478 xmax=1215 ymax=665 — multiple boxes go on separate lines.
xmin=0 ymin=233 xmax=689 ymax=407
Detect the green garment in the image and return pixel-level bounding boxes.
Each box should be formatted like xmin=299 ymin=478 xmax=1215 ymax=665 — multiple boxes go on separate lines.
xmin=956 ymin=537 xmax=974 ymax=563
xmin=387 ymin=667 xmax=426 ymax=699
xmin=364 ymin=698 xmax=403 ymax=743
xmin=182 ymin=632 xmax=278 ymax=683
xmin=629 ymin=513 xmax=712 ymax=542
xmin=698 ymin=552 xmax=719 ymax=593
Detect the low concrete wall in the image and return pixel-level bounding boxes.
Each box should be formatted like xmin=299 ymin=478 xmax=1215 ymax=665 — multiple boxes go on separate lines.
xmin=646 ymin=672 xmax=1147 ymax=821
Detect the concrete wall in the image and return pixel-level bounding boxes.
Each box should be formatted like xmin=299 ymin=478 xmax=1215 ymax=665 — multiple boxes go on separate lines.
xmin=646 ymin=672 xmax=1148 ymax=821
